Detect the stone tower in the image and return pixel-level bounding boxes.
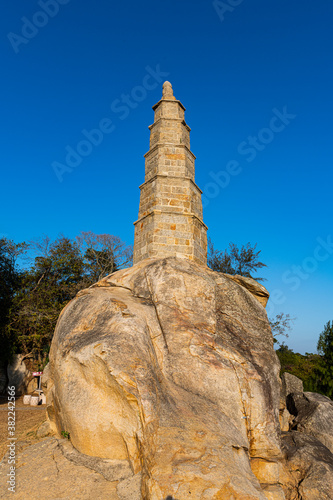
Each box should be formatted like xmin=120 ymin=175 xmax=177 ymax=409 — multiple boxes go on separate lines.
xmin=133 ymin=81 xmax=208 ymax=265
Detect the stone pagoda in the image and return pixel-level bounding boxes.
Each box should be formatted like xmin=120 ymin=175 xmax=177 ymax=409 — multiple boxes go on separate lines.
xmin=133 ymin=81 xmax=208 ymax=265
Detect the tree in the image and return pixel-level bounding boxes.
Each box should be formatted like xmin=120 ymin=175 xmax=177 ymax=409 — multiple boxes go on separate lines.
xmin=6 ymin=236 xmax=86 ymax=363
xmin=76 ymin=231 xmax=133 ymax=282
xmin=0 ymin=238 xmax=27 ymax=362
xmin=207 ymin=238 xmax=267 ymax=281
xmin=276 ymin=344 xmax=322 ymax=393
xmin=5 ymin=233 xmax=133 ymax=365
xmin=275 ymin=322 xmax=333 ymax=398
xmin=316 ymin=320 xmax=333 ymax=398
xmin=269 ymin=312 xmax=295 ymax=345
xmin=317 ymin=320 xmax=333 ymax=357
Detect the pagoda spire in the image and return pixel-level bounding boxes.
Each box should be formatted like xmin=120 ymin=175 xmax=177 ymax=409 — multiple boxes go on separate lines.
xmin=133 ymin=82 xmax=208 ymax=265
xmin=162 ymin=81 xmax=175 ymax=99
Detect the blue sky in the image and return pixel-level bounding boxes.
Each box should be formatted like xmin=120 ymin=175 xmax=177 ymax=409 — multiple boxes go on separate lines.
xmin=1 ymin=0 xmax=332 ymax=354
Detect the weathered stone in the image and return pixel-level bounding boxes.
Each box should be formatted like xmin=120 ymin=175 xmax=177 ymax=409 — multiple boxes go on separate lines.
xmin=59 ymin=438 xmax=134 ymax=483
xmin=133 ymin=83 xmax=207 ymax=265
xmin=116 ymin=473 xmax=142 ymax=500
xmin=281 ymin=372 xmax=303 ymax=399
xmin=281 ymin=431 xmax=333 ymax=500
xmin=36 ymin=420 xmax=54 ymax=438
xmin=225 ymin=274 xmax=270 ymax=307
xmin=261 ymin=484 xmax=286 ymax=500
xmin=287 ymin=391 xmax=333 ymax=453
xmin=279 ymin=408 xmax=292 ymax=432
xmin=278 ymin=373 xmax=302 ymax=433
xmin=45 ymin=257 xmax=282 ymax=499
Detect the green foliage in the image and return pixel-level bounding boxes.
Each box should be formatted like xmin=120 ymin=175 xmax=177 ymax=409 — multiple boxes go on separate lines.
xmin=276 ymin=344 xmax=323 ymax=393
xmin=61 ymin=430 xmax=70 ymax=439
xmin=316 ymin=320 xmax=333 ymax=398
xmin=7 ymin=236 xmax=86 ymax=360
xmin=207 ymin=238 xmax=266 ymax=281
xmin=317 ymin=320 xmax=333 ymax=357
xmin=3 ymin=233 xmax=132 ymax=365
xmin=0 ymin=238 xmax=27 ymax=362
xmin=276 ymin=318 xmax=333 ymax=399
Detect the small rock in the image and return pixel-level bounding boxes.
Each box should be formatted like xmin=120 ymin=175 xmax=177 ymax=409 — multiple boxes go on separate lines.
xmin=37 ymin=420 xmax=53 ymax=438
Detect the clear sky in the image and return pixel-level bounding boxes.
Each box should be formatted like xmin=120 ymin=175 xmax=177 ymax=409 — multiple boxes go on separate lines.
xmin=1 ymin=0 xmax=332 ymax=354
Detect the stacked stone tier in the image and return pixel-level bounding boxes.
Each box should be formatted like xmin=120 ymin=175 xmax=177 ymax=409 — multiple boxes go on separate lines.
xmin=144 ymin=143 xmax=196 ymax=182
xmin=133 ymin=211 xmax=207 ymax=264
xmin=136 ymin=175 xmax=203 ymax=220
xmin=152 ymin=98 xmax=185 ymax=121
xmin=149 ymin=117 xmax=191 ymax=150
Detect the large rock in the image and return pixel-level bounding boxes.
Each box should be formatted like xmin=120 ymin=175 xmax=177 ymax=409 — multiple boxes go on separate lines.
xmin=281 ymin=431 xmax=333 ymax=500
xmin=287 ymin=391 xmax=333 ymax=454
xmin=46 ymin=257 xmax=284 ymax=499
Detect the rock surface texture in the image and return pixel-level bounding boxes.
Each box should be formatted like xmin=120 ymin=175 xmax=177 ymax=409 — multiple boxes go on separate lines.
xmin=281 ymin=431 xmax=333 ymax=500
xmin=287 ymin=391 xmax=333 ymax=454
xmin=281 ymin=372 xmax=303 ymax=399
xmin=45 ymin=257 xmax=285 ymax=499
xmin=279 ymin=373 xmax=303 ymax=434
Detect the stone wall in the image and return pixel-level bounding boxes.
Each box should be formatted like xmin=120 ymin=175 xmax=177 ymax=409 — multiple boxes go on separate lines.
xmin=134 ymin=211 xmax=207 ymax=263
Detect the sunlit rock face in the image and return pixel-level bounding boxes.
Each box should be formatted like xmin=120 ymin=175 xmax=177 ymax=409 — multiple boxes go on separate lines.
xmin=46 ymin=257 xmax=288 ymax=499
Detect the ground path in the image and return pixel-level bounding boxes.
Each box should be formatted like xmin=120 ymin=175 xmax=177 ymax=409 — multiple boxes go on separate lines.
xmin=0 ymin=395 xmax=46 ymax=461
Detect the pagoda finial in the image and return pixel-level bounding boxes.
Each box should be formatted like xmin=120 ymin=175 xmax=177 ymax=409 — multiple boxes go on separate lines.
xmin=162 ymin=81 xmax=174 ymax=99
